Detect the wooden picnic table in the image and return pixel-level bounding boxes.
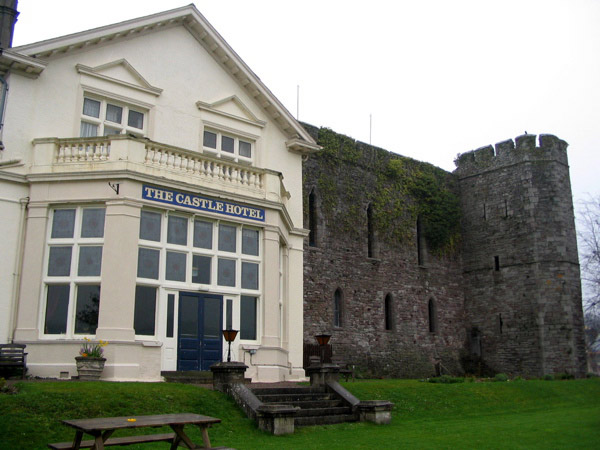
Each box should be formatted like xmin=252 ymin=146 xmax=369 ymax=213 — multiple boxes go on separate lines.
xmin=48 ymin=413 xmax=227 ymax=450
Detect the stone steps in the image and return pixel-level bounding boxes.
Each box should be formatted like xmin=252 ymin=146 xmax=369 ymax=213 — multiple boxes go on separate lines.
xmin=250 ymin=385 xmax=358 ymax=427
xmin=161 ymin=371 xmax=213 ymax=384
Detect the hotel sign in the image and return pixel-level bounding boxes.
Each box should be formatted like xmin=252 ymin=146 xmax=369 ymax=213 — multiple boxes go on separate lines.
xmin=142 ymin=185 xmax=265 ymax=222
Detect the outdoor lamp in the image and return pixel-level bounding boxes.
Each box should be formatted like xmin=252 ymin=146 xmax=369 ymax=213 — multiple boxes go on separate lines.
xmin=222 ymin=329 xmax=238 ymax=362
xmin=315 ymin=334 xmax=331 ymax=363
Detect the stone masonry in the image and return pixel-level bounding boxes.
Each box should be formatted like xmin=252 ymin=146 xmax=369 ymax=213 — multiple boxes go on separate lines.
xmin=455 ymin=134 xmax=587 ymax=377
xmin=302 ymin=126 xmax=587 ymax=378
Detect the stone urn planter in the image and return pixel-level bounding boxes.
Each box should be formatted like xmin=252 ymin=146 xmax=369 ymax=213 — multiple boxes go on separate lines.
xmin=75 ymin=356 xmax=106 ymax=380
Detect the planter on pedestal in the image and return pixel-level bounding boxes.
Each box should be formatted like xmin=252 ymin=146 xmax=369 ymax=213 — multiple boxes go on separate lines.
xmin=75 ymin=356 xmax=106 ymax=380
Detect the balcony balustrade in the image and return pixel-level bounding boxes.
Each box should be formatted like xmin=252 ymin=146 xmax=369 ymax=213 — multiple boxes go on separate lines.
xmin=30 ymin=136 xmax=281 ymax=200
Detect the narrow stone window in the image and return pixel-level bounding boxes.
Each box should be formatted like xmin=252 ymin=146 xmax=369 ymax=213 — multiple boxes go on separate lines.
xmin=367 ymin=203 xmax=376 ymax=258
xmin=308 ymin=189 xmax=318 ymax=247
xmin=333 ymin=288 xmax=343 ymax=328
xmin=504 ymin=199 xmax=508 ymax=218
xmin=483 ymin=203 xmax=487 ymax=221
xmin=384 ymin=294 xmax=393 ymax=331
xmin=470 ymin=327 xmax=482 ymax=357
xmin=498 ymin=313 xmax=503 ymax=334
xmin=428 ymin=298 xmax=437 ymax=333
xmin=494 ymin=256 xmax=500 ymax=271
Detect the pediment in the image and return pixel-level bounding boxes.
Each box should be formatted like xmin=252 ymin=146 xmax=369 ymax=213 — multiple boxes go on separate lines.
xmin=76 ymin=59 xmax=162 ymax=96
xmin=196 ymin=95 xmax=266 ymax=128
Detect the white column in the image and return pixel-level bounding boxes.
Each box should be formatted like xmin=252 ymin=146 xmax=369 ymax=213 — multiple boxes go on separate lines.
xmin=13 ymin=204 xmax=49 ymax=341
xmin=286 ymin=234 xmax=305 ymax=375
xmin=95 ymin=200 xmax=140 ymax=341
xmin=261 ymin=228 xmax=281 ymax=347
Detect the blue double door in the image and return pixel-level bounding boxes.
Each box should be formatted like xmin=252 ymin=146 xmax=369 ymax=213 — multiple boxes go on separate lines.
xmin=177 ymin=292 xmax=223 ymax=371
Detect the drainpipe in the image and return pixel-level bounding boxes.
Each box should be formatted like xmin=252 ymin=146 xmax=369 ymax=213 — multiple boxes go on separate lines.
xmin=0 ymin=74 xmax=8 ymax=141
xmin=9 ymin=196 xmax=28 ymax=342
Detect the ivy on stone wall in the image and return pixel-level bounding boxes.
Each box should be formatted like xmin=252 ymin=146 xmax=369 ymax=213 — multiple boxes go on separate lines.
xmin=305 ymin=125 xmax=461 ymax=254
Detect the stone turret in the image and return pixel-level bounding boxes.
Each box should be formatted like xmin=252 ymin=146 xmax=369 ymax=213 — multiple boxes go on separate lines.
xmin=455 ymin=134 xmax=587 ymax=377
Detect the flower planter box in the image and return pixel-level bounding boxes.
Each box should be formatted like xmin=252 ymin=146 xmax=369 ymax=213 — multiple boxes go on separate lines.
xmin=75 ymin=356 xmax=106 ymax=381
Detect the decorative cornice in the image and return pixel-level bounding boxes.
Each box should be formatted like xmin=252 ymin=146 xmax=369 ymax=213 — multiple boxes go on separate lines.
xmin=0 ymin=49 xmax=46 ymax=78
xmin=76 ymin=59 xmax=163 ymax=96
xmin=196 ymin=95 xmax=266 ymax=128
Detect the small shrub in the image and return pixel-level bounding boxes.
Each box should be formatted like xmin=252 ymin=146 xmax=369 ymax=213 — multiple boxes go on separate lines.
xmin=513 ymin=376 xmax=524 ymax=382
xmin=555 ymin=372 xmax=574 ymax=380
xmin=494 ymin=373 xmax=509 ymax=382
xmin=0 ymin=377 xmax=17 ymax=394
xmin=428 ymin=375 xmax=465 ymax=384
xmin=543 ymin=374 xmax=554 ymax=381
xmin=586 ymin=372 xmax=599 ymax=378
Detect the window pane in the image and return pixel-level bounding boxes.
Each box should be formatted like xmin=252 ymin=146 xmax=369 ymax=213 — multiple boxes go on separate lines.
xmin=134 ymin=285 xmax=156 ymax=336
xmin=80 ymin=121 xmax=98 ymax=137
xmin=48 ymin=246 xmax=72 ymax=276
xmin=167 ymin=215 xmax=188 ymax=246
xmin=74 ymin=285 xmax=100 ymax=334
xmin=203 ymin=130 xmax=217 ymax=149
xmin=106 ymin=103 xmax=123 ymax=123
xmin=44 ymin=285 xmax=70 ymax=334
xmin=179 ymin=295 xmax=198 ymax=337
xmin=241 ymin=262 xmax=259 ymax=290
xmin=242 ymin=228 xmax=259 ymax=256
xmin=221 ymin=135 xmax=234 ymax=153
xmin=239 ymin=140 xmax=252 ymax=158
xmin=78 ymin=246 xmax=103 ymax=276
xmin=140 ymin=211 xmax=161 ymax=241
xmin=137 ymin=247 xmax=160 ymax=279
xmin=81 ymin=208 xmax=105 ymax=238
xmin=82 ymin=98 xmax=100 ymax=118
xmin=166 ymin=251 xmax=186 ymax=282
xmin=193 ymin=220 xmax=213 ymax=249
xmin=218 ymin=224 xmax=236 ymax=252
xmin=167 ymin=294 xmax=175 ymax=338
xmin=226 ymin=299 xmax=233 ymax=330
xmin=51 ymin=209 xmax=76 ymax=238
xmin=240 ymin=295 xmax=257 ymax=340
xmin=103 ymin=126 xmax=121 ymax=136
xmin=217 ymin=258 xmax=235 ymax=287
xmin=203 ymin=297 xmax=221 ymax=339
xmin=192 ymin=255 xmax=211 ymax=284
xmin=128 ymin=110 xmax=144 ymax=129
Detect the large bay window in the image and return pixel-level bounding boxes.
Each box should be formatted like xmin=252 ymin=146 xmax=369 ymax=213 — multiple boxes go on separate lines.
xmin=135 ymin=210 xmax=261 ymax=339
xmin=80 ymin=96 xmax=146 ymax=137
xmin=43 ymin=207 xmax=105 ymax=336
xmin=137 ymin=211 xmax=261 ymax=290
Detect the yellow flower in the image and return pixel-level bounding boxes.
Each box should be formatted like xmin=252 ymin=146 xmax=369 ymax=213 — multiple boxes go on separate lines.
xmin=81 ymin=353 xmax=88 ymax=357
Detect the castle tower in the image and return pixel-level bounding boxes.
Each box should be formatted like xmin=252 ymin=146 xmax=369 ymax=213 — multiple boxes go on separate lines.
xmin=455 ymin=134 xmax=587 ymax=377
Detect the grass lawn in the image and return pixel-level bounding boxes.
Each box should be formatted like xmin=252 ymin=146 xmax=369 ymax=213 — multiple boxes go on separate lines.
xmin=0 ymin=378 xmax=598 ymax=449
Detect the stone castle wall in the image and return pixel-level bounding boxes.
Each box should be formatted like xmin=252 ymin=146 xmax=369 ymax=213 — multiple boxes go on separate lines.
xmin=302 ymin=127 xmax=587 ymax=378
xmin=302 ymin=125 xmax=465 ymax=378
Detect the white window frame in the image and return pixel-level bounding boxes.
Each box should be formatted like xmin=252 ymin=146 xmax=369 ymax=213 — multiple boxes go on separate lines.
xmin=80 ymin=94 xmax=147 ymax=138
xmin=136 ymin=210 xmax=262 ymax=340
xmin=202 ymin=127 xmax=255 ymax=165
xmin=40 ymin=206 xmax=105 ymax=339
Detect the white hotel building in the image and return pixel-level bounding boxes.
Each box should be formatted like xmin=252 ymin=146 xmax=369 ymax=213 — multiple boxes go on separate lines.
xmin=0 ymin=4 xmax=319 ymax=381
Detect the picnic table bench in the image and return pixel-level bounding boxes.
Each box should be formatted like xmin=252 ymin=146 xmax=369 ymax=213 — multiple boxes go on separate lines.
xmin=0 ymin=343 xmax=27 ymax=379
xmin=48 ymin=413 xmax=232 ymax=449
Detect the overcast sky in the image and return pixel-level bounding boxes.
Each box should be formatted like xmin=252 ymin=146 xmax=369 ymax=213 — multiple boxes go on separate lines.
xmin=11 ymin=0 xmax=600 ymax=204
